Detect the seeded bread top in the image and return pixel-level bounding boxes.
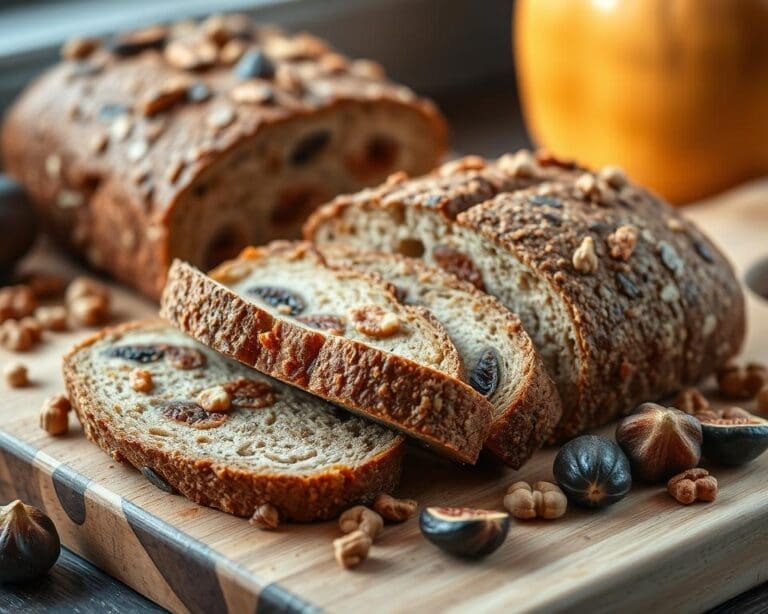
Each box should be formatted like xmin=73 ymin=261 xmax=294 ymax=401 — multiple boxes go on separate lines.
xmin=1 ymin=14 xmax=446 ymax=221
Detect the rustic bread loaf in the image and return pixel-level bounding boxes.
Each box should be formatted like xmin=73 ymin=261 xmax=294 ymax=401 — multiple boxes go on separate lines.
xmin=1 ymin=14 xmax=446 ymax=298
xmin=159 ymin=241 xmax=494 ymax=463
xmin=63 ymin=320 xmax=405 ymax=522
xmin=319 ymin=244 xmax=562 ymax=467
xmin=304 ymin=151 xmax=746 ymax=439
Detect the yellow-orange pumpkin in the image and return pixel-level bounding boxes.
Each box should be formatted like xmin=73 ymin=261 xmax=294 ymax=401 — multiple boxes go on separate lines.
xmin=515 ymin=0 xmax=768 ymax=204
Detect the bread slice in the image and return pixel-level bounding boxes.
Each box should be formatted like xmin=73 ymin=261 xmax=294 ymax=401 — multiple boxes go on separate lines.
xmin=64 ymin=320 xmax=405 ymax=522
xmin=304 ymin=152 xmax=745 ymax=439
xmin=319 ymin=244 xmax=562 ymax=468
xmin=159 ymin=241 xmax=494 ymax=463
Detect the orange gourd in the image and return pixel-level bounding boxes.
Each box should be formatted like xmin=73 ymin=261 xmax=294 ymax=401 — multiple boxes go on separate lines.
xmin=514 ymin=0 xmax=768 ymax=204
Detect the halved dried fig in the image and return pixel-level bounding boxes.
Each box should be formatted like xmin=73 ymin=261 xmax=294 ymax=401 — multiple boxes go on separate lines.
xmin=699 ymin=408 xmax=768 ymax=466
xmin=248 ymin=286 xmax=306 ymax=315
xmin=419 ymin=507 xmax=509 ymax=559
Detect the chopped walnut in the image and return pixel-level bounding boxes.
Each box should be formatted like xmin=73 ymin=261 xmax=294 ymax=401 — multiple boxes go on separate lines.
xmin=0 ymin=320 xmax=37 ymax=352
xmin=69 ymin=295 xmax=110 ymax=327
xmin=3 ymin=362 xmax=29 ymax=388
xmin=66 ymin=277 xmax=110 ymax=304
xmin=372 ymin=494 xmax=418 ymax=522
xmin=333 ymin=529 xmax=372 ymax=569
xmin=503 ymin=481 xmax=567 ymax=520
xmin=667 ymin=468 xmax=717 ymax=505
xmin=130 ymin=368 xmax=153 ymax=393
xmin=572 ymin=236 xmax=599 ymax=274
xmin=40 ymin=394 xmax=71 ymax=436
xmin=673 ymin=387 xmax=710 ymax=415
xmin=716 ymin=362 xmax=766 ymax=399
xmin=198 ymin=385 xmax=232 ymax=412
xmin=339 ymin=505 xmax=383 ymax=539
xmin=250 ymin=504 xmax=280 ymax=530
xmin=607 ymin=225 xmax=638 ymax=261
xmin=348 ymin=305 xmax=400 ymax=338
xmin=34 ymin=306 xmax=68 ymax=332
xmin=0 ymin=285 xmax=36 ymax=323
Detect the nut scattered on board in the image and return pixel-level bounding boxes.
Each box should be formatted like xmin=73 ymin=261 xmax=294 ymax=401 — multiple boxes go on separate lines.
xmin=0 ymin=500 xmax=61 ymax=583
xmin=504 ymin=481 xmax=567 ymax=520
xmin=40 ymin=394 xmax=71 ymax=436
xmin=667 ymin=468 xmax=718 ymax=505
xmin=333 ymin=529 xmax=372 ymax=569
xmin=0 ymin=285 xmax=36 ymax=323
xmin=0 ymin=319 xmax=37 ymax=351
xmin=553 ymin=435 xmax=632 ymax=508
xmin=66 ymin=276 xmax=112 ymax=327
xmin=372 ymin=493 xmax=418 ymax=522
xmin=34 ymin=306 xmax=68 ymax=331
xmin=419 ymin=507 xmax=510 ymax=559
xmin=339 ymin=505 xmax=383 ymax=539
xmin=3 ymin=362 xmax=29 ymax=388
xmin=616 ymin=403 xmax=702 ymax=483
xmin=129 ymin=368 xmax=153 ymax=393
xmin=673 ymin=387 xmax=710 ymax=415
xmin=698 ymin=407 xmax=768 ymax=466
xmin=198 ymin=385 xmax=232 ymax=412
xmin=250 ymin=504 xmax=280 ymax=530
xmin=716 ymin=362 xmax=766 ymax=399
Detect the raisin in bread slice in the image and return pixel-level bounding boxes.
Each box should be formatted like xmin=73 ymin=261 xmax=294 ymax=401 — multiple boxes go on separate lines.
xmin=304 ymin=152 xmax=745 ymax=440
xmin=159 ymin=241 xmax=494 ymax=463
xmin=64 ymin=320 xmax=405 ymax=522
xmin=1 ymin=15 xmax=447 ymax=299
xmin=319 ymin=244 xmax=562 ymax=468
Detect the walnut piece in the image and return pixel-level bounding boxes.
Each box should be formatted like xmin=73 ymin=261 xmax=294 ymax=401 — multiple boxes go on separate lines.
xmin=66 ymin=277 xmax=111 ymax=327
xmin=333 ymin=529 xmax=371 ymax=569
xmin=197 ymin=385 xmax=232 ymax=412
xmin=716 ymin=362 xmax=766 ymax=399
xmin=372 ymin=493 xmax=418 ymax=522
xmin=572 ymin=236 xmax=598 ymax=274
xmin=249 ymin=504 xmax=280 ymax=530
xmin=35 ymin=306 xmax=68 ymax=331
xmin=130 ymin=368 xmax=153 ymax=393
xmin=40 ymin=394 xmax=71 ymax=436
xmin=0 ymin=320 xmax=38 ymax=352
xmin=338 ymin=505 xmax=383 ymax=539
xmin=667 ymin=468 xmax=717 ymax=505
xmin=348 ymin=305 xmax=400 ymax=338
xmin=3 ymin=362 xmax=29 ymax=388
xmin=504 ymin=481 xmax=567 ymax=520
xmin=0 ymin=285 xmax=36 ymax=324
xmin=673 ymin=387 xmax=710 ymax=415
xmin=607 ymin=225 xmax=638 ymax=261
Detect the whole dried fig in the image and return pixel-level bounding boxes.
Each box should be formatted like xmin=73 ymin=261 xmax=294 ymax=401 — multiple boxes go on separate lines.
xmin=616 ymin=403 xmax=702 ymax=483
xmin=0 ymin=500 xmax=60 ymax=583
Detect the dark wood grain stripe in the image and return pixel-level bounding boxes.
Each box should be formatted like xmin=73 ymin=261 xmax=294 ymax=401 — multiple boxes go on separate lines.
xmin=52 ymin=463 xmax=91 ymax=525
xmin=0 ymin=431 xmax=44 ymax=508
xmin=122 ymin=498 xmax=228 ymax=614
xmin=258 ymin=583 xmax=323 ymax=614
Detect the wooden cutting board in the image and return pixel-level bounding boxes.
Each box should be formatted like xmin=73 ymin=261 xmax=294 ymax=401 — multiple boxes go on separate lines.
xmin=1 ymin=181 xmax=767 ymax=614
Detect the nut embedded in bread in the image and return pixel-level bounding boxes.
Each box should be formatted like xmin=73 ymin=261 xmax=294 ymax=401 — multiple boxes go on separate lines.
xmin=159 ymin=241 xmax=495 ymax=463
xmin=0 ymin=15 xmax=447 ymax=298
xmin=304 ymin=150 xmax=746 ymax=439
xmin=63 ymin=320 xmax=405 ymax=522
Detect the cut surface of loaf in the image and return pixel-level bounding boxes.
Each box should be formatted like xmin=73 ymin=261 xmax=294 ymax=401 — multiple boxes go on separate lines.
xmin=1 ymin=15 xmax=446 ymax=298
xmin=159 ymin=241 xmax=494 ymax=463
xmin=64 ymin=320 xmax=405 ymax=522
xmin=304 ymin=151 xmax=746 ymax=439
xmin=319 ymin=244 xmax=562 ymax=468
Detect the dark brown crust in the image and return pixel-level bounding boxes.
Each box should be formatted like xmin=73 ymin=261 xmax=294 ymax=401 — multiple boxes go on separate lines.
xmin=63 ymin=320 xmax=406 ymax=522
xmin=320 ymin=245 xmax=562 ymax=468
xmin=303 ymin=153 xmax=746 ymax=439
xmin=159 ymin=260 xmax=494 ymax=463
xmin=1 ymin=18 xmax=447 ymax=298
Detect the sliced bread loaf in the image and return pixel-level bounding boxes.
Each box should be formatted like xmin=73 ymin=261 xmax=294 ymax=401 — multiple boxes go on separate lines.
xmin=64 ymin=320 xmax=405 ymax=522
xmin=304 ymin=152 xmax=745 ymax=440
xmin=159 ymin=241 xmax=494 ymax=463
xmin=319 ymin=244 xmax=562 ymax=468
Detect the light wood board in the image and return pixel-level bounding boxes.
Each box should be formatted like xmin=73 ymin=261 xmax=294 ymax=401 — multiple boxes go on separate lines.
xmin=1 ymin=180 xmax=768 ymax=614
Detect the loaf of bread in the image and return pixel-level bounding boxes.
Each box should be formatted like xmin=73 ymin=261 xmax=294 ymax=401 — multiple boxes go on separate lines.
xmin=64 ymin=320 xmax=405 ymax=522
xmin=319 ymin=244 xmax=562 ymax=468
xmin=304 ymin=151 xmax=746 ymax=439
xmin=1 ymin=14 xmax=446 ymax=298
xmin=159 ymin=241 xmax=495 ymax=463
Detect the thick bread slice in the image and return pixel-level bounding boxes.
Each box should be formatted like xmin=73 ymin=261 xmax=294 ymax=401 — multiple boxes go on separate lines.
xmin=304 ymin=152 xmax=745 ymax=439
xmin=63 ymin=320 xmax=405 ymax=522
xmin=320 ymin=244 xmax=562 ymax=468
xmin=159 ymin=242 xmax=494 ymax=463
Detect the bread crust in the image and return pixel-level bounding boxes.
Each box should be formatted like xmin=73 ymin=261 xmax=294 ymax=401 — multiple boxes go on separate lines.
xmin=63 ymin=320 xmax=406 ymax=522
xmin=1 ymin=19 xmax=447 ymax=298
xmin=303 ymin=152 xmax=746 ymax=439
xmin=159 ymin=257 xmax=494 ymax=463
xmin=320 ymin=246 xmax=562 ymax=468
